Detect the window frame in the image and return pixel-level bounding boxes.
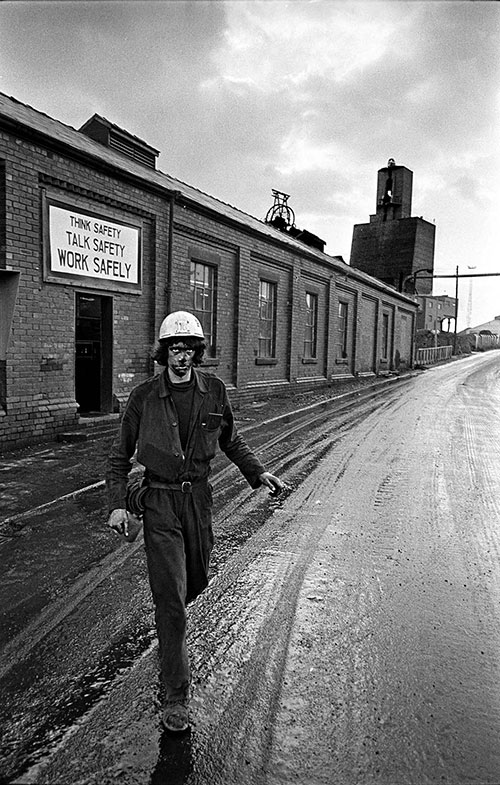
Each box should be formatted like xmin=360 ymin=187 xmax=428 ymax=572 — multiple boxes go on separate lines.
xmin=338 ymin=300 xmax=349 ymax=359
xmin=303 ymin=291 xmax=318 ymax=361
xmin=189 ymin=259 xmax=217 ymax=358
xmin=381 ymin=312 xmax=390 ymax=361
xmin=257 ymin=278 xmax=277 ymax=361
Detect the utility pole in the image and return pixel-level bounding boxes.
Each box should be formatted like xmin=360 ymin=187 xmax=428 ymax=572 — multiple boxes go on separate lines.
xmin=466 ymin=265 xmax=476 ymax=327
xmin=453 ymin=265 xmax=459 ymax=355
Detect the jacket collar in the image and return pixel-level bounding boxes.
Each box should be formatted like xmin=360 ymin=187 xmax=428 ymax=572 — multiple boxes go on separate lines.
xmin=158 ymin=367 xmax=208 ymax=397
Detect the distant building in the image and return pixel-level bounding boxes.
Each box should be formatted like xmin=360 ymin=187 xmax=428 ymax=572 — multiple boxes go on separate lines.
xmin=416 ymin=294 xmax=457 ymax=332
xmin=461 ymin=316 xmax=500 ymax=337
xmin=459 ymin=317 xmax=500 ymax=351
xmin=350 ymin=159 xmax=435 ymax=294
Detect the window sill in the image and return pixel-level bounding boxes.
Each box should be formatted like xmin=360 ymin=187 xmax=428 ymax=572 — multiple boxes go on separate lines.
xmin=202 ymin=357 xmax=220 ymax=367
xmin=335 ymin=358 xmax=349 ymax=365
xmin=301 ymin=358 xmax=318 ymax=365
xmin=255 ymin=358 xmax=278 ymax=366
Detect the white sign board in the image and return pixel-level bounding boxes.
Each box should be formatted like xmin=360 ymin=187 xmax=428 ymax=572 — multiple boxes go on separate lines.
xmin=48 ymin=205 xmax=140 ymax=286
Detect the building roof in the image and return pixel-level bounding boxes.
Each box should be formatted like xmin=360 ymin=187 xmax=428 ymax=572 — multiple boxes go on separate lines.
xmin=461 ymin=317 xmax=500 ymax=335
xmin=0 ymin=91 xmax=416 ymax=305
xmin=417 ymin=294 xmax=456 ymax=301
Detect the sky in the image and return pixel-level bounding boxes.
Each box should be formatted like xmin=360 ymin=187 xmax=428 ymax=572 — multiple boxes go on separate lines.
xmin=0 ymin=0 xmax=498 ymax=330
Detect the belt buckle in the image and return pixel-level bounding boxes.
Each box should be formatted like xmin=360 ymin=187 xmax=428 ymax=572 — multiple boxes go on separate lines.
xmin=181 ymin=481 xmax=192 ymax=493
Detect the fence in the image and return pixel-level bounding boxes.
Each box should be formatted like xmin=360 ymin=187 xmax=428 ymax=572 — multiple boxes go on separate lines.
xmin=416 ymin=345 xmax=453 ymax=365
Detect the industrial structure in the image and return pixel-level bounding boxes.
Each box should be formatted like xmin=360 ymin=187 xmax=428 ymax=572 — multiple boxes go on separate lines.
xmin=350 ymin=158 xmax=435 ymax=295
xmin=350 ymin=158 xmax=463 ymax=344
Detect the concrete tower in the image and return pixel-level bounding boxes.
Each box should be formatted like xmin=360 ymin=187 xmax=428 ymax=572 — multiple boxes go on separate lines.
xmin=350 ymin=159 xmax=435 ymax=294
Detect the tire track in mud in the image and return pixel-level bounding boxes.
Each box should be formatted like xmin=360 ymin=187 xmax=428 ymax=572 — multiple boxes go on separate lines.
xmin=273 ymin=395 xmax=427 ymax=784
xmin=443 ymin=359 xmax=500 ymax=638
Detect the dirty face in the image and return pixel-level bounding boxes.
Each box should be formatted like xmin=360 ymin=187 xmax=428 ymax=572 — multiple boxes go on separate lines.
xmin=167 ymin=344 xmax=195 ymax=382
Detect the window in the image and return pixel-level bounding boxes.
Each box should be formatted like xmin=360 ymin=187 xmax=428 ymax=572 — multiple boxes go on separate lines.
xmin=338 ymin=301 xmax=348 ymax=358
xmin=190 ymin=261 xmax=216 ymax=356
xmin=304 ymin=292 xmax=318 ymax=359
xmin=258 ymin=279 xmax=276 ymax=358
xmin=381 ymin=313 xmax=389 ymax=360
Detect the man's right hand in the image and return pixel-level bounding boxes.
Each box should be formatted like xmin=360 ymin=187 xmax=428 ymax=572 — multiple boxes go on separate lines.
xmin=107 ymin=508 xmax=129 ymax=536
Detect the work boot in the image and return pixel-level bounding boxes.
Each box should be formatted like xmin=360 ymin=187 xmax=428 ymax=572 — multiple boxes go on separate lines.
xmin=162 ymin=700 xmax=189 ymax=732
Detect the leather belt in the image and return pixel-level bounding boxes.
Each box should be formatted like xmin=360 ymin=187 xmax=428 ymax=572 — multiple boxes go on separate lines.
xmin=147 ymin=480 xmax=202 ymax=494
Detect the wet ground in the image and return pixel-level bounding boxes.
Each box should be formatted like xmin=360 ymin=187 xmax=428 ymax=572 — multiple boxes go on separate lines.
xmin=1 ymin=357 xmax=500 ymax=784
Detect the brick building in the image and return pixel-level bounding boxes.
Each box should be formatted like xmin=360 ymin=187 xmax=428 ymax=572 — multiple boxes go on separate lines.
xmin=350 ymin=158 xmax=435 ymax=294
xmin=416 ymin=294 xmax=457 ymax=332
xmin=0 ymin=94 xmax=417 ymax=448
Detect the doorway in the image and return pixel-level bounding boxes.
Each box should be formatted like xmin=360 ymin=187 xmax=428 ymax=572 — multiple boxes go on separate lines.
xmin=75 ymin=293 xmax=112 ymax=413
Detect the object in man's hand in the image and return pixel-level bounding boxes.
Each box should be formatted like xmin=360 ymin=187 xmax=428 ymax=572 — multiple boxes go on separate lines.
xmin=124 ymin=513 xmax=143 ymax=543
xmin=269 ymin=481 xmax=293 ymax=500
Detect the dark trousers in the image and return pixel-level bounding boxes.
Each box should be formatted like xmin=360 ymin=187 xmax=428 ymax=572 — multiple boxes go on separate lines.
xmin=142 ymin=484 xmax=214 ymax=702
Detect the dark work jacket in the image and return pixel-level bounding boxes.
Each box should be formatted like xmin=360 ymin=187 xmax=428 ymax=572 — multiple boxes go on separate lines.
xmin=106 ymin=368 xmax=266 ymax=511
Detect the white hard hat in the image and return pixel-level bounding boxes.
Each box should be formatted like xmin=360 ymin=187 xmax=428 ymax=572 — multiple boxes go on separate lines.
xmin=159 ymin=311 xmax=204 ymax=340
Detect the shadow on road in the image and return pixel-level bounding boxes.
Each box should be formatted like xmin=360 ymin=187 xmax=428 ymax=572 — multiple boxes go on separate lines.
xmin=150 ymin=728 xmax=193 ymax=785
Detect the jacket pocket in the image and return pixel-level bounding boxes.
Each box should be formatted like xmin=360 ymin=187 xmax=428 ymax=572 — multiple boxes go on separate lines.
xmin=196 ymin=413 xmax=222 ymax=460
xmin=201 ymin=412 xmax=223 ymax=431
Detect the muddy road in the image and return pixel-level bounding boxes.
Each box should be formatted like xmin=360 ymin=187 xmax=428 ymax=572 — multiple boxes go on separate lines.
xmin=2 ymin=354 xmax=500 ymax=784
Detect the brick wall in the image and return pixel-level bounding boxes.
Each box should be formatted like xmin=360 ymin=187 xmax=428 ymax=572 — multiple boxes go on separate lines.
xmin=0 ymin=130 xmax=171 ymax=448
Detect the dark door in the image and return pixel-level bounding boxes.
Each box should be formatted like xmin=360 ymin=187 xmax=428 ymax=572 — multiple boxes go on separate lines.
xmin=75 ymin=293 xmax=112 ymax=413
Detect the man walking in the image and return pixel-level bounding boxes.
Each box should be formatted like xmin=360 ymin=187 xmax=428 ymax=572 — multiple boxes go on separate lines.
xmin=106 ymin=311 xmax=282 ymax=732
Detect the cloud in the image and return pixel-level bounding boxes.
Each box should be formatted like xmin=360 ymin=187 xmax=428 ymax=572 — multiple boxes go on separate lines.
xmin=452 ymin=175 xmax=483 ymax=204
xmin=274 ymin=128 xmax=344 ymax=175
xmin=203 ymin=0 xmax=412 ymax=95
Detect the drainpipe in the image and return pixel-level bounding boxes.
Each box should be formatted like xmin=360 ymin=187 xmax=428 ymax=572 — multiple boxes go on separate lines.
xmin=165 ymin=192 xmax=180 ymax=314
